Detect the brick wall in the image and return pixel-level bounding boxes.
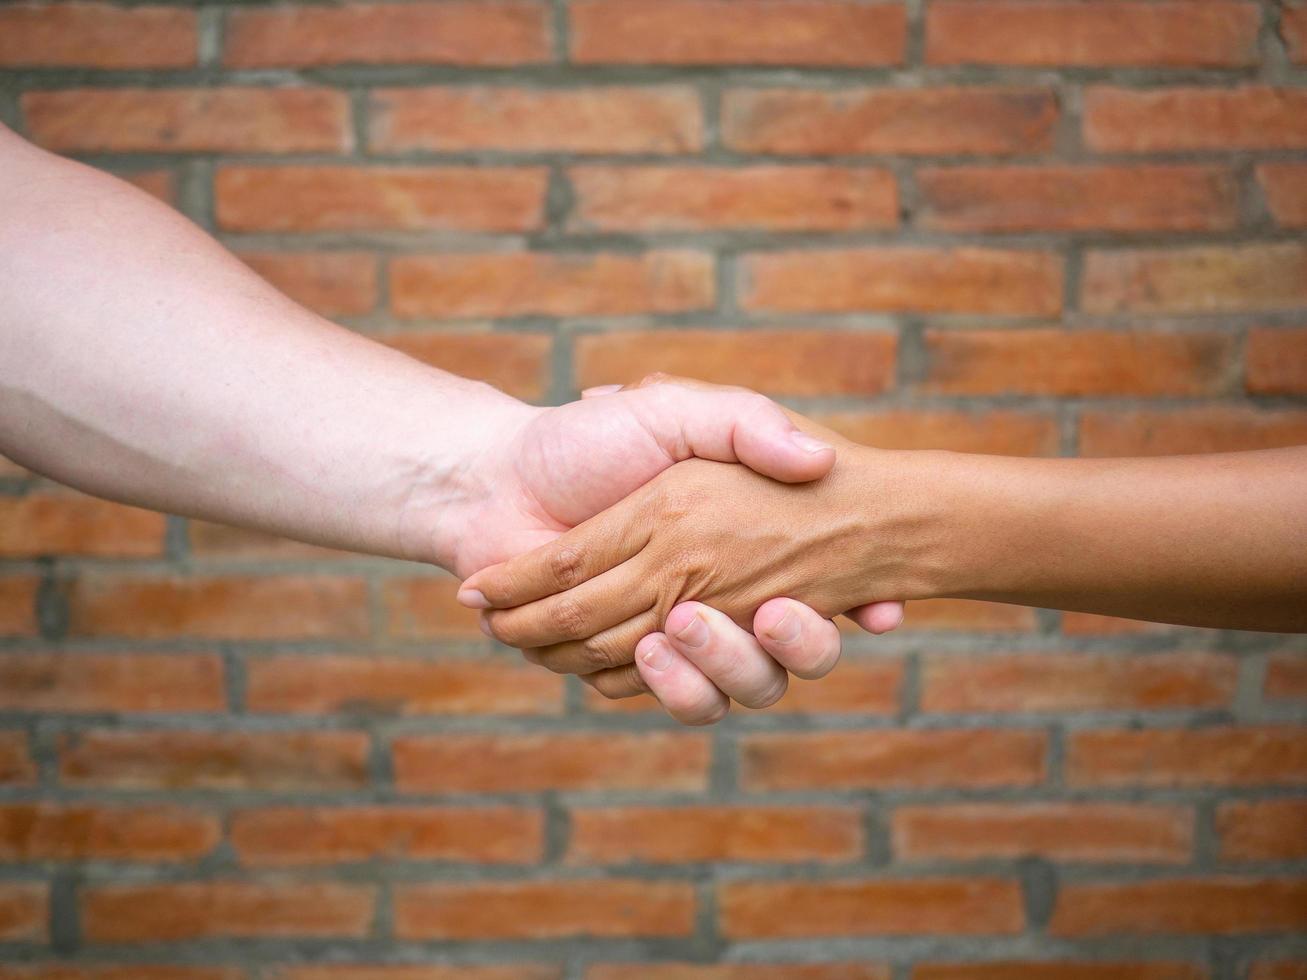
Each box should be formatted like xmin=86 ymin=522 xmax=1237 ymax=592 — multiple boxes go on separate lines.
xmin=1 ymin=1 xmax=1306 ymax=977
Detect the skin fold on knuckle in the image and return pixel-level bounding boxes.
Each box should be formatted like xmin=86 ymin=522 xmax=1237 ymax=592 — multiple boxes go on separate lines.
xmin=548 ymin=544 xmax=585 ymax=590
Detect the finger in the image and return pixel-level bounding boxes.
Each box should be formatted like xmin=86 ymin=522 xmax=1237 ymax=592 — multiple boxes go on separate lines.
xmin=664 ymin=602 xmax=788 ymax=709
xmin=526 ymin=608 xmax=658 ymax=675
xmin=845 ymin=600 xmax=906 ymax=635
xmin=636 ymin=634 xmax=730 ymax=726
xmin=458 ymin=492 xmax=651 ymax=610
xmin=622 ymin=374 xmax=838 ymax=485
xmin=481 ymin=559 xmax=652 ymax=649
xmin=581 ymin=384 xmax=623 ymax=398
xmin=582 ymin=663 xmax=648 ymax=700
xmin=753 ymin=597 xmax=843 ymax=680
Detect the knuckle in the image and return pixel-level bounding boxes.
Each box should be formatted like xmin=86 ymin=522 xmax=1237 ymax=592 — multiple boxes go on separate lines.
xmin=548 ymin=545 xmax=585 ymax=590
xmin=581 ymin=635 xmax=625 ymax=671
xmin=638 ymin=371 xmax=673 ymax=388
xmin=743 ymin=674 xmax=789 ymax=710
xmin=547 ymin=596 xmax=590 ymax=639
xmin=591 ymin=667 xmax=645 ymax=700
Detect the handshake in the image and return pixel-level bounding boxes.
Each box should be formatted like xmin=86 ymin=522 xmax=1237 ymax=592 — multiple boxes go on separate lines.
xmin=434 ymin=373 xmax=910 ymax=726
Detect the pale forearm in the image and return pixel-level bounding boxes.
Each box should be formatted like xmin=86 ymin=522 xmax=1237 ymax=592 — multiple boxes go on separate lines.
xmin=0 ymin=126 xmax=528 ymax=567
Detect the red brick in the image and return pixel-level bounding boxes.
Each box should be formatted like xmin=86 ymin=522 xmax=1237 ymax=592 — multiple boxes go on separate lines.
xmin=231 ymin=806 xmax=544 ymax=866
xmin=60 ymin=730 xmax=370 ymax=791
xmin=246 ymin=655 xmax=562 ymax=716
xmin=901 ymin=598 xmax=1038 ymax=633
xmin=394 ymin=880 xmax=695 ymax=939
xmin=1061 ymin=612 xmax=1176 ymax=636
xmin=1251 ymin=964 xmax=1307 ymax=980
xmin=567 ymin=805 xmax=863 ymax=864
xmin=1067 ymin=727 xmax=1307 ymax=787
xmin=390 ymin=251 xmax=713 ymax=320
xmin=918 ymin=165 xmax=1238 ymax=233
xmin=721 ymin=878 xmax=1023 ymax=938
xmin=575 ymin=329 xmax=896 ymax=396
xmin=82 ymin=882 xmax=375 ymax=942
xmin=1258 ymin=164 xmax=1307 ymax=227
xmin=1216 ymin=800 xmax=1307 ymax=861
xmin=928 ymin=2 xmax=1258 ymax=67
xmin=921 ymin=652 xmax=1237 ymax=713
xmin=66 ymin=575 xmax=369 ymax=640
xmin=723 ymin=87 xmax=1057 ymax=157
xmin=187 ymin=522 xmax=347 ymax=561
xmin=1050 ymin=877 xmax=1307 ymax=935
xmin=0 ymin=3 xmax=195 ymax=68
xmin=742 ymin=248 xmax=1062 ymax=316
xmin=225 ymin=2 xmax=551 ymax=67
xmin=570 ymin=165 xmax=898 ymax=232
xmin=1085 ymin=87 xmax=1307 ymax=152
xmin=0 ymin=883 xmax=47 ymax=941
xmin=893 ymin=803 xmax=1194 ymax=863
xmin=0 ymin=804 xmax=219 ymax=862
xmin=215 ymin=166 xmax=548 ymax=233
xmin=1268 ymin=654 xmax=1307 ymax=703
xmin=370 ymin=86 xmax=702 ymax=154
xmin=922 ymin=329 xmax=1234 ymax=397
xmin=1083 ymin=243 xmax=1307 ymax=315
xmin=0 ymin=455 xmax=27 ymax=478
xmin=23 ymin=89 xmax=349 ymax=154
xmin=1247 ymin=327 xmax=1307 ymax=395
xmin=0 ymin=969 xmax=243 ymax=980
xmin=0 ymin=495 xmax=164 ymax=558
xmin=275 ymin=969 xmax=560 ymax=980
xmin=588 ymin=968 xmax=888 ymax=980
xmin=239 ymin=253 xmax=378 ymax=318
xmin=1079 ymin=408 xmax=1307 ymax=457
xmin=570 ymin=0 xmax=905 ymax=65
xmin=0 ymin=732 xmax=35 ymax=785
xmin=0 ymin=653 xmax=223 ymax=714
xmin=1 ymin=579 xmax=41 ymax=637
xmin=821 ymin=411 xmax=1057 ymax=456
xmin=915 ymin=965 xmax=1204 ymax=980
xmin=118 ymin=169 xmax=177 ymax=207
xmin=1287 ymin=8 xmax=1307 ymax=63
xmin=393 ymin=732 xmax=709 ymax=793
xmin=380 ymin=577 xmax=488 ymax=641
xmin=740 ymin=729 xmax=1046 ymax=791
xmin=377 ymin=333 xmax=552 ymax=401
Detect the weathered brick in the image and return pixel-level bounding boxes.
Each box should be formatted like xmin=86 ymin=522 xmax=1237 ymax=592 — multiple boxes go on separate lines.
xmin=723 ymin=87 xmax=1057 ymax=156
xmin=394 ymin=880 xmax=695 ymax=939
xmin=742 ymin=248 xmax=1062 ymax=316
xmin=741 ymin=730 xmax=1046 ymax=791
xmin=922 ymin=329 xmax=1234 ymax=397
xmin=231 ymin=806 xmax=544 ymax=866
xmin=215 ymin=166 xmax=548 ymax=233
xmin=570 ymin=0 xmax=906 ymax=66
xmin=1246 ymin=327 xmax=1307 ymax=395
xmin=575 ymin=329 xmax=896 ymax=396
xmin=915 ymin=965 xmax=1204 ymax=980
xmin=275 ymin=969 xmax=560 ymax=980
xmin=1061 ymin=612 xmax=1176 ymax=636
xmin=370 ymin=87 xmax=702 ymax=154
xmin=921 ymin=652 xmax=1237 ymax=713
xmin=246 ymin=655 xmax=562 ymax=716
xmin=918 ymin=165 xmax=1239 ymax=233
xmin=82 ymin=882 xmax=375 ymax=942
xmin=1267 ymin=654 xmax=1307 ymax=703
xmin=901 ymin=598 xmax=1038 ymax=633
xmin=1085 ymin=87 xmax=1307 ymax=152
xmin=566 ymin=805 xmax=863 ymax=864
xmin=390 ymin=251 xmax=713 ymax=320
xmin=0 ymin=884 xmax=47 ymax=941
xmin=225 ymin=2 xmax=551 ymax=67
xmin=721 ymin=878 xmax=1023 ymax=937
xmin=893 ymin=803 xmax=1194 ymax=863
xmin=569 ymin=165 xmax=898 ymax=232
xmin=0 ymin=804 xmax=219 ymax=862
xmin=1216 ymin=800 xmax=1307 ymax=861
xmin=1082 ymin=243 xmax=1307 ymax=315
xmin=1079 ymin=408 xmax=1307 ymax=456
xmin=380 ymin=577 xmax=489 ymax=641
xmin=1050 ymin=878 xmax=1307 ymax=935
xmin=1251 ymin=964 xmax=1307 ymax=980
xmin=0 ymin=732 xmax=35 ymax=786
xmin=928 ymin=2 xmax=1258 ymax=67
xmin=118 ymin=169 xmax=177 ymax=207
xmin=0 ymin=495 xmax=164 ymax=558
xmin=187 ymin=522 xmax=347 ymax=561
xmin=1287 ymin=8 xmax=1307 ymax=63
xmin=1258 ymin=164 xmax=1307 ymax=227
xmin=0 ymin=653 xmax=223 ymax=714
xmin=588 ymin=967 xmax=888 ymax=980
xmin=60 ymin=730 xmax=370 ymax=791
xmin=377 ymin=333 xmax=552 ymax=401
xmin=23 ymin=89 xmax=350 ymax=154
xmin=1067 ymin=727 xmax=1307 ymax=787
xmin=239 ymin=253 xmax=378 ymax=318
xmin=0 ymin=968 xmax=243 ymax=980
xmin=393 ymin=732 xmax=709 ymax=793
xmin=0 ymin=3 xmax=195 ymax=68
xmin=818 ymin=410 xmax=1058 ymax=456
xmin=65 ymin=575 xmax=369 ymax=640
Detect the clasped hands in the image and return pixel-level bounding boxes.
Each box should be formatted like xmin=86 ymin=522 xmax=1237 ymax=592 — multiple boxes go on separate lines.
xmin=447 ymin=374 xmax=907 ymax=725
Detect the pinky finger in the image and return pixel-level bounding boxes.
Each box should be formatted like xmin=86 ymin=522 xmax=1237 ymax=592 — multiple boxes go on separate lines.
xmin=845 ymin=601 xmax=906 ymax=635
xmin=636 ymin=634 xmax=730 ymax=726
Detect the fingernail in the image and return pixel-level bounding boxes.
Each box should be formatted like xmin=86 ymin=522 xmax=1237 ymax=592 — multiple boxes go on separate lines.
xmin=641 ymin=639 xmax=672 ymax=672
xmin=458 ymin=588 xmax=490 ymax=609
xmin=478 ymin=616 xmax=495 ymax=639
xmin=673 ymin=612 xmax=709 ymax=649
xmin=792 ymin=431 xmax=833 ymax=455
xmin=766 ymin=607 xmax=802 ymax=643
